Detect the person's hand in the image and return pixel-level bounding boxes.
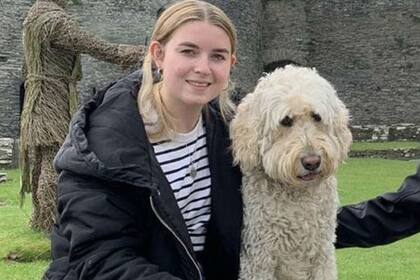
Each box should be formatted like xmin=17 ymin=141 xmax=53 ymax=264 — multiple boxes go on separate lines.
xmin=117 ymin=44 xmax=146 ymax=69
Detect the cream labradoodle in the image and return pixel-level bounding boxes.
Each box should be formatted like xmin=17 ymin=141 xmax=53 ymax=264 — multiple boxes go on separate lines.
xmin=231 ymin=65 xmax=352 ymax=280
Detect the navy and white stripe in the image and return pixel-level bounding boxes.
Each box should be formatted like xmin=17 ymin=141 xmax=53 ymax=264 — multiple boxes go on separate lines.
xmin=152 ymin=117 xmax=211 ymax=252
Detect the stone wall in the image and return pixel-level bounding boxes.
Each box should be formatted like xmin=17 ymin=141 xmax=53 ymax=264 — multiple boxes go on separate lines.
xmin=349 ymin=148 xmax=420 ymax=161
xmin=351 ymin=123 xmax=420 ymax=141
xmin=262 ymin=0 xmax=309 ymax=67
xmin=0 ymin=0 xmax=29 ymax=140
xmin=264 ymin=0 xmax=420 ymax=126
xmin=1 ymin=0 xmax=419 ymax=167
xmin=0 ymin=138 xmax=16 ymax=168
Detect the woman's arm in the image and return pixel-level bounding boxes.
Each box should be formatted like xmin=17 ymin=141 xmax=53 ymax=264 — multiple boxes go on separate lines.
xmin=336 ymin=165 xmax=420 ymax=248
xmin=44 ymin=171 xmax=181 ymax=280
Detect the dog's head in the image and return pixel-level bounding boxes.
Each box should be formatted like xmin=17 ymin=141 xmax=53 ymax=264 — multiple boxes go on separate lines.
xmin=230 ymin=65 xmax=352 ymax=186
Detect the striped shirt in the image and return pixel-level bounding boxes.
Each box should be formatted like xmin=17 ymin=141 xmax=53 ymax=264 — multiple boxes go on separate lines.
xmin=152 ymin=117 xmax=211 ymax=252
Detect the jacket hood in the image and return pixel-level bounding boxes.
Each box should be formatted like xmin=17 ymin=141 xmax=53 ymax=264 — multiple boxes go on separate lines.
xmin=54 ymin=70 xmax=156 ymax=189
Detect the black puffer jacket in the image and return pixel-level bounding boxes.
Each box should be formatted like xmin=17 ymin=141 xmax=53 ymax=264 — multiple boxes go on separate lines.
xmin=43 ymin=71 xmax=243 ymax=280
xmin=44 ymin=70 xmax=420 ymax=279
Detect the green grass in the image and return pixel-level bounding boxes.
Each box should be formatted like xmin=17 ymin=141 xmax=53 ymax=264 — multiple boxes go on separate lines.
xmin=1 ymin=157 xmax=419 ymax=279
xmin=337 ymin=158 xmax=420 ymax=280
xmin=0 ymin=169 xmax=50 ymax=280
xmin=351 ymin=141 xmax=420 ymax=151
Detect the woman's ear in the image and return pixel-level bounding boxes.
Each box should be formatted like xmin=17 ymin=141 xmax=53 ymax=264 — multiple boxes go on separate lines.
xmin=149 ymin=41 xmax=165 ymax=68
xmin=230 ymin=54 xmax=237 ymax=68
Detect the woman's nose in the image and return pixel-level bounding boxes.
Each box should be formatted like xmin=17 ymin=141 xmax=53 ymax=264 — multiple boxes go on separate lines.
xmin=193 ymin=56 xmax=211 ymax=75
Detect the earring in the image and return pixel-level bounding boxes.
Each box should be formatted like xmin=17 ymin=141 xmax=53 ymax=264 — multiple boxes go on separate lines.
xmin=154 ymin=68 xmax=163 ymax=82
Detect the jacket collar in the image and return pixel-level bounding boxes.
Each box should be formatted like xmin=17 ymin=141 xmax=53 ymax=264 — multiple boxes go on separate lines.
xmin=54 ymin=70 xmax=157 ymax=190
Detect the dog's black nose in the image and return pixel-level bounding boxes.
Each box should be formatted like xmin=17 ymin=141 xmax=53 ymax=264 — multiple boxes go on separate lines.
xmin=301 ymin=155 xmax=321 ymax=171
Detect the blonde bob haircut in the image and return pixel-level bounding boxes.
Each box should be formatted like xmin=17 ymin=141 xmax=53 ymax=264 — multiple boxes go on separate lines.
xmin=139 ymin=0 xmax=237 ymax=142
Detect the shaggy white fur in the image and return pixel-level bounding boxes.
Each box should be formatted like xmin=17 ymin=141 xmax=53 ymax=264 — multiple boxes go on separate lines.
xmin=231 ymin=65 xmax=352 ymax=280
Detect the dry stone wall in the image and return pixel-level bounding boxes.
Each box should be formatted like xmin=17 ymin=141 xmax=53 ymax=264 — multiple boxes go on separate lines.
xmin=1 ymin=0 xmax=419 ymax=167
xmin=263 ymin=0 xmax=420 ymax=126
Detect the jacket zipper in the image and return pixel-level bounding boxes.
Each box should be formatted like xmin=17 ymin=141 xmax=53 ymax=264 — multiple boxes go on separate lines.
xmin=149 ymin=196 xmax=203 ymax=280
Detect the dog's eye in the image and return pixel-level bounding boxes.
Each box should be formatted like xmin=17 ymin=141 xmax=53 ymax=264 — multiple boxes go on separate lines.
xmin=312 ymin=113 xmax=322 ymax=122
xmin=280 ymin=116 xmax=293 ymax=127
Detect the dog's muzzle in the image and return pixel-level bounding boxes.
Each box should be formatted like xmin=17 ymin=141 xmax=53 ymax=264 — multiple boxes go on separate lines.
xmin=298 ymin=155 xmax=321 ymax=181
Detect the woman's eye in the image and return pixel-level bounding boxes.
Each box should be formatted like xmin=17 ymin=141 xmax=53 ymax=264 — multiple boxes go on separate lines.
xmin=181 ymin=49 xmax=195 ymax=56
xmin=211 ymin=54 xmax=226 ymax=61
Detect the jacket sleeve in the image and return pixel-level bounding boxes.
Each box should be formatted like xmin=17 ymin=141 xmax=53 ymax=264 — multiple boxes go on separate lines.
xmin=44 ymin=171 xmax=182 ymax=280
xmin=336 ymin=165 xmax=420 ymax=248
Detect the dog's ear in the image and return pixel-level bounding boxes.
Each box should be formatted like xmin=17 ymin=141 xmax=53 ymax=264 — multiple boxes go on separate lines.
xmin=333 ymin=104 xmax=353 ymax=162
xmin=230 ymin=93 xmax=261 ymax=171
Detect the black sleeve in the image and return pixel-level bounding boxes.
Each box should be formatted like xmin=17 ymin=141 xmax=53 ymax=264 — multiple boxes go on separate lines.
xmin=336 ymin=165 xmax=420 ymax=248
xmin=45 ymin=171 xmax=182 ymax=280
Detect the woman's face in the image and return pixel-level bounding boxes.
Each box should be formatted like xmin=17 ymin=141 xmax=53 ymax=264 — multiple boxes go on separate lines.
xmin=151 ymin=20 xmax=236 ymax=111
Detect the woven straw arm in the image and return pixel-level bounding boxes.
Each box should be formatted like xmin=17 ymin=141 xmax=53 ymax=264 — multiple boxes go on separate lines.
xmin=50 ymin=16 xmax=145 ymax=67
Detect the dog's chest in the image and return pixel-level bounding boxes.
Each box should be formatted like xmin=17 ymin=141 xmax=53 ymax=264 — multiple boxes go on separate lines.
xmin=241 ymin=176 xmax=338 ymax=251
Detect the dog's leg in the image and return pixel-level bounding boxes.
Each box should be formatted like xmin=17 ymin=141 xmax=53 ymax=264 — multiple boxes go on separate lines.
xmin=311 ymin=244 xmax=337 ymax=280
xmin=239 ymin=246 xmax=277 ymax=280
xmin=239 ymin=178 xmax=280 ymax=280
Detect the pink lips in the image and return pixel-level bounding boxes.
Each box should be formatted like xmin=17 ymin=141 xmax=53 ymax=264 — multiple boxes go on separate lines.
xmin=186 ymin=80 xmax=211 ymax=88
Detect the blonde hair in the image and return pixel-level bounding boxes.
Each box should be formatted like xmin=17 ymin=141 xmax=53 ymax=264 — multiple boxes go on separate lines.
xmin=139 ymin=0 xmax=237 ymax=141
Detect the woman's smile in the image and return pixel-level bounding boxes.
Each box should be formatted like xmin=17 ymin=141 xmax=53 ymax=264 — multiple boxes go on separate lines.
xmin=186 ymin=79 xmax=212 ymax=89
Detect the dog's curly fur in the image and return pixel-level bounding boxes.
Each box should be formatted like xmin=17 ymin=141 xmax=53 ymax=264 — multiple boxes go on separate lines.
xmin=231 ymin=65 xmax=352 ymax=280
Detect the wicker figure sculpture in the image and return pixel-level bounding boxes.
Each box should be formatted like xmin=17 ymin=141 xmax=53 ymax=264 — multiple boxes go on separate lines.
xmin=20 ymin=0 xmax=145 ymax=233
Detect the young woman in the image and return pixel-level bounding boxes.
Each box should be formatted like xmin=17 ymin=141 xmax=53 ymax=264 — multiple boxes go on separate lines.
xmin=44 ymin=1 xmax=240 ymax=279
xmin=44 ymin=1 xmax=420 ymax=279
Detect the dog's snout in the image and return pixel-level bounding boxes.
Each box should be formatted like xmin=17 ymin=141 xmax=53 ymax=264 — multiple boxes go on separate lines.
xmin=301 ymin=155 xmax=321 ymax=171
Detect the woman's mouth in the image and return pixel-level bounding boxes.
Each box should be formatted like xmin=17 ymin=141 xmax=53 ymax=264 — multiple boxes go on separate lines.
xmin=186 ymin=80 xmax=211 ymax=88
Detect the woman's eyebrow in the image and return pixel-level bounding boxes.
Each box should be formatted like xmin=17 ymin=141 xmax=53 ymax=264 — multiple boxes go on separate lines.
xmin=178 ymin=42 xmax=199 ymax=49
xmin=177 ymin=42 xmax=230 ymax=53
xmin=213 ymin=48 xmax=230 ymax=54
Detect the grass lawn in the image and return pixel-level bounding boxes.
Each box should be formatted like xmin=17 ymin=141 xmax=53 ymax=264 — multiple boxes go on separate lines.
xmin=0 ymin=169 xmax=50 ymax=280
xmin=336 ymin=158 xmax=420 ymax=280
xmin=0 ymin=157 xmax=419 ymax=279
